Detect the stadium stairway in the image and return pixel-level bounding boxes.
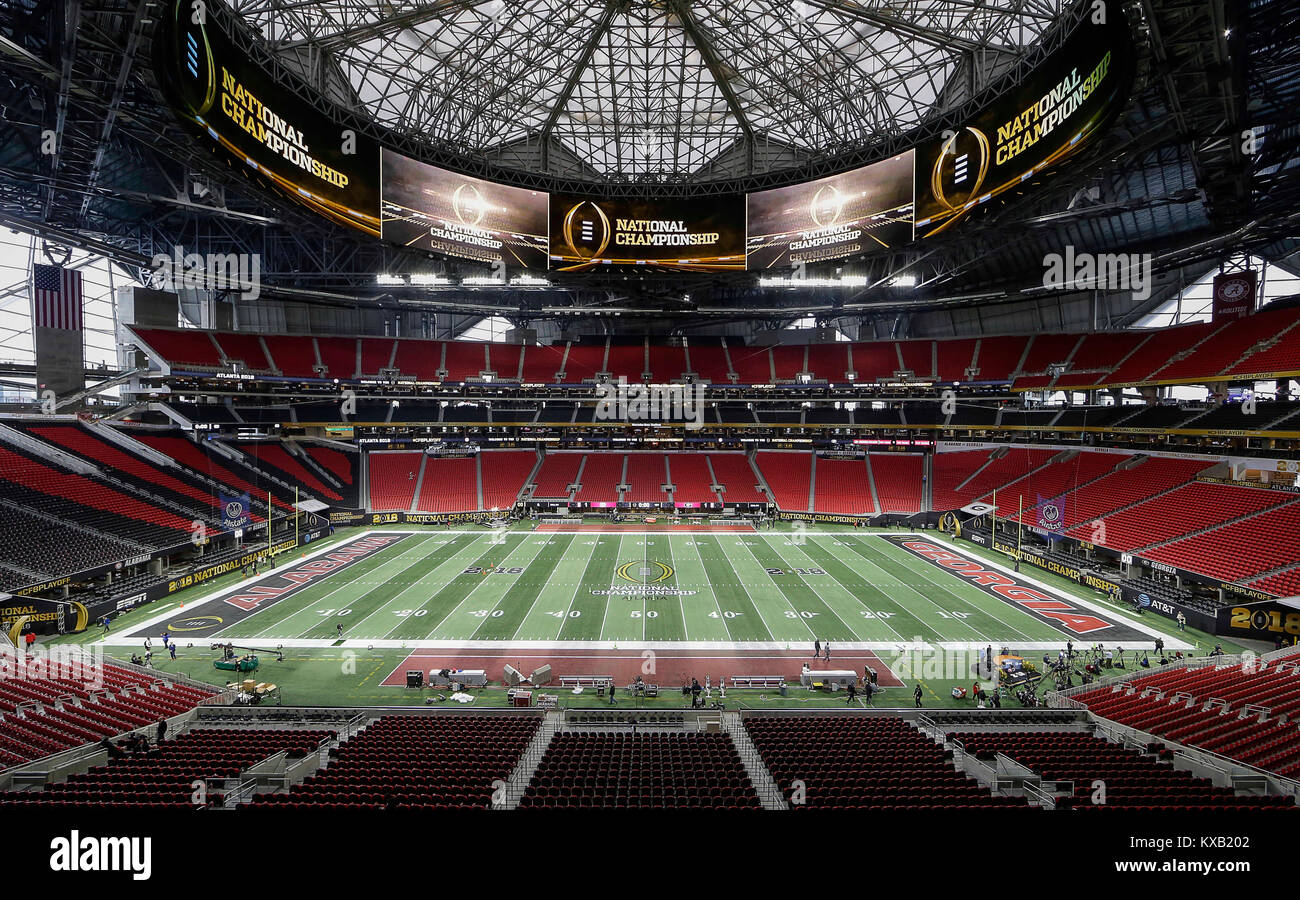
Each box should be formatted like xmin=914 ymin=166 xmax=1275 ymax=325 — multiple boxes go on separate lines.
xmin=499 ymin=712 xmax=562 ymax=809
xmin=722 ymin=711 xmax=787 ymax=809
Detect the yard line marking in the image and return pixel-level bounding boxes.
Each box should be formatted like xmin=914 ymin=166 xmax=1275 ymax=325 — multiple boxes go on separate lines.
xmin=425 ymin=534 xmax=549 ymax=638
xmin=755 ymin=534 xmax=863 ymax=640
xmin=514 ymin=532 xmax=601 ymax=641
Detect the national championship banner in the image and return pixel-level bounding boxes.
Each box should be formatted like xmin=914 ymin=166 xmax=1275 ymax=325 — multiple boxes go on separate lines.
xmin=914 ymin=0 xmax=1133 ymax=238
xmin=1212 ymin=271 xmax=1257 ymax=322
xmin=220 ymin=492 xmax=251 ymax=530
xmin=155 ymin=0 xmax=381 ymax=235
xmin=549 ymin=193 xmax=746 ymax=271
xmin=381 ymin=149 xmax=549 ymax=268
xmin=745 ymin=151 xmax=915 ymax=269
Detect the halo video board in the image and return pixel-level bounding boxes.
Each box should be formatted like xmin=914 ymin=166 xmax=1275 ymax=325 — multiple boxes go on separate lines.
xmin=548 ymin=194 xmax=747 ymax=271
xmin=381 ymin=150 xmax=549 ymax=269
xmin=745 ymin=152 xmax=915 ymax=269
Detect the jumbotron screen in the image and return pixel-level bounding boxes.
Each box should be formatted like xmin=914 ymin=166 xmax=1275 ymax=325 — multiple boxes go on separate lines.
xmin=381 ymin=150 xmax=549 ymax=269
xmin=548 ymin=194 xmax=746 ymax=272
xmin=154 ymin=0 xmax=381 ymax=236
xmin=914 ymin=1 xmax=1133 ymax=238
xmin=746 ymin=152 xmax=916 ymax=269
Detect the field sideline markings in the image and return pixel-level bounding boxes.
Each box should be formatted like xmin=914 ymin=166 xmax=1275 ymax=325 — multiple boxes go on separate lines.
xmin=282 ymin=533 xmax=463 ymax=639
xmin=349 ymin=534 xmax=492 ymax=639
xmin=835 ymin=535 xmax=993 ymax=644
xmin=236 ymin=533 xmax=435 ymax=639
xmin=762 ymin=533 xmax=881 ymax=643
xmin=681 ymin=535 xmax=739 ymax=643
xmin=872 ymin=535 xmax=1043 ymax=644
xmin=924 ymin=531 xmax=1193 ymax=650
xmin=731 ymin=537 xmax=823 ymax=642
xmin=106 ymin=530 xmax=420 ymax=641
xmin=464 ymin=533 xmax=574 ymax=641
xmin=690 ymin=534 xmax=773 ymax=642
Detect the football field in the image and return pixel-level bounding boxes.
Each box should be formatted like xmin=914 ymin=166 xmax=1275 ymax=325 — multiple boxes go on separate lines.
xmin=110 ymin=528 xmax=1180 ymax=650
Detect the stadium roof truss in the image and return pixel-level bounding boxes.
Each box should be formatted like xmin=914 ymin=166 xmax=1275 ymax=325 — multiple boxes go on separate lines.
xmin=233 ymin=0 xmax=1066 ymax=181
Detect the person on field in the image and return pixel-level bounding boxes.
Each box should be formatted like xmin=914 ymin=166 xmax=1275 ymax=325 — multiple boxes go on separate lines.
xmin=913 ymin=684 xmax=923 ymax=708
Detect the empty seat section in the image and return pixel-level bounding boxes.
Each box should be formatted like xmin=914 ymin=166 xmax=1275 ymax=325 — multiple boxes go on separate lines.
xmin=668 ymin=455 xmax=716 ymax=504
xmin=1077 ymin=481 xmax=1286 ymax=552
xmin=1144 ymin=500 xmax=1300 ymax=581
xmin=316 ymin=338 xmax=358 ymax=379
xmin=848 ymin=342 xmax=898 ymax=381
xmin=897 ymin=341 xmax=934 ymax=379
xmin=934 ymin=339 xmax=979 ymax=382
xmin=708 ymin=454 xmax=765 ymax=503
xmin=483 ymin=342 xmax=521 ymax=380
xmin=623 ymin=454 xmax=667 ymax=503
xmin=130 ymin=327 xmax=223 ymax=369
xmin=0 ymin=727 xmax=330 ymax=808
xmin=931 ymin=450 xmax=994 ymax=510
xmin=573 ymin=454 xmax=624 ymax=504
xmin=241 ymin=443 xmax=343 ymax=501
xmin=812 ymin=457 xmax=874 ymax=515
xmin=248 ymin=715 xmax=538 ymax=810
xmin=532 ymin=454 xmax=583 ymax=499
xmin=949 ymin=730 xmax=1288 ymax=810
xmin=646 ymin=343 xmax=686 ymax=381
xmin=358 ymin=338 xmax=396 ymax=376
xmin=604 ymin=344 xmax=645 ymax=380
xmin=755 ymin=451 xmax=811 ymax=510
xmin=415 ymin=458 xmax=478 ymax=512
xmin=367 ymin=452 xmax=422 ymax=510
xmin=745 ymin=715 xmax=1022 ymax=809
xmin=132 ymin=434 xmax=294 ymax=510
xmin=264 ymin=336 xmax=320 ymax=377
xmin=1017 ymin=333 xmax=1081 ymax=375
xmin=302 ymin=446 xmax=355 ymax=486
xmin=443 ymin=342 xmax=487 ymax=380
xmin=520 ymin=730 xmax=760 ymax=809
xmin=687 ymin=341 xmax=731 ymax=382
xmin=562 ymin=344 xmax=606 ymax=380
xmin=770 ymin=345 xmax=806 ymax=381
xmin=392 ymin=338 xmax=442 ymax=380
xmin=1058 ymin=456 xmax=1208 ymax=532
xmin=213 ymin=333 xmax=271 ymax=372
xmin=970 ymin=335 xmax=1030 ymax=382
xmin=479 ymin=451 xmax=535 ymax=510
xmin=519 ymin=344 xmax=566 ymax=382
xmin=870 ymin=454 xmax=923 ymax=513
xmin=729 ymin=345 xmax=772 ymax=383
xmin=806 ymin=343 xmax=850 ymax=381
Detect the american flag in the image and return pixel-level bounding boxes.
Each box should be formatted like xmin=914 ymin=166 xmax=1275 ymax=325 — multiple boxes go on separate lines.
xmin=32 ymin=263 xmax=83 ymax=331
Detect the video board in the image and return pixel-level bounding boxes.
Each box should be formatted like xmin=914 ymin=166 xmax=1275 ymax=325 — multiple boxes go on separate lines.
xmin=381 ymin=150 xmax=549 ymax=269
xmin=913 ymin=2 xmax=1133 ymax=238
xmin=155 ymin=0 xmax=381 ymax=236
xmin=746 ymin=152 xmax=915 ymax=269
xmin=548 ymin=194 xmax=746 ymax=271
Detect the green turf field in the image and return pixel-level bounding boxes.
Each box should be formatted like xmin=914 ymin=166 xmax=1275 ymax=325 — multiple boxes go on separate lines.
xmin=106 ymin=527 xmax=1178 ymax=649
